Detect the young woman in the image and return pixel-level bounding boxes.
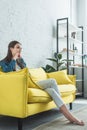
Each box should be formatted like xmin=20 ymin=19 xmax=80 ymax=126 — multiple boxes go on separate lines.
xmin=0 ymin=41 xmax=84 ymax=126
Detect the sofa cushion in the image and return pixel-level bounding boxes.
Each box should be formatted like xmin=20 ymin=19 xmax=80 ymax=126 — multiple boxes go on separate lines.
xmin=28 ymin=88 xmax=52 ymax=103
xmin=28 ymin=68 xmax=47 ymax=88
xmin=28 ymin=76 xmax=40 ymax=89
xmin=68 ymin=75 xmax=76 ymax=85
xmin=47 ymin=71 xmax=73 ymax=85
xmin=29 ymin=68 xmax=47 ymax=82
xmin=58 ymin=84 xmax=76 ymax=96
xmin=28 ymin=84 xmax=76 ymax=103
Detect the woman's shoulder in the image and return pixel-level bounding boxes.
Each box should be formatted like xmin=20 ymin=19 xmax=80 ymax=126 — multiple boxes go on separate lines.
xmin=0 ymin=59 xmax=6 ymax=65
xmin=0 ymin=59 xmax=4 ymax=63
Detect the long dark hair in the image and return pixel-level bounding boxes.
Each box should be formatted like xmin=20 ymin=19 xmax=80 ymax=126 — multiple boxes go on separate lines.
xmin=2 ymin=40 xmax=21 ymax=63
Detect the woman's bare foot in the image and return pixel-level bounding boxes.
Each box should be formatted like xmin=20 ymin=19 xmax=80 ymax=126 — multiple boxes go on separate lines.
xmin=60 ymin=104 xmax=85 ymax=126
xmin=71 ymin=120 xmax=84 ymax=126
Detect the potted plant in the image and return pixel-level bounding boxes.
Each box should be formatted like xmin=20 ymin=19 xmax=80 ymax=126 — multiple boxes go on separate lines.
xmin=42 ymin=53 xmax=73 ymax=73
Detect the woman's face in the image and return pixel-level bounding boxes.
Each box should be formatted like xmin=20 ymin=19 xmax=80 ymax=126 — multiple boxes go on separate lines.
xmin=10 ymin=43 xmax=22 ymax=56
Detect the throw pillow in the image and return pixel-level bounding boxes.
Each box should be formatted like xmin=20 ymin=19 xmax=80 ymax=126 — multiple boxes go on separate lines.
xmin=28 ymin=68 xmax=47 ymax=88
xmin=29 ymin=68 xmax=47 ymax=82
xmin=47 ymin=71 xmax=73 ymax=85
xmin=28 ymin=74 xmax=40 ymax=89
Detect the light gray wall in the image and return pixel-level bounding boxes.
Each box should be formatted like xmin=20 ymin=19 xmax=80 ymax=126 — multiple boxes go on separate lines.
xmin=0 ymin=0 xmax=71 ymax=68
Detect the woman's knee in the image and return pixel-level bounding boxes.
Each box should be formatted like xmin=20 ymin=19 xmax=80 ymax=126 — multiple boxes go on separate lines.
xmin=49 ymin=78 xmax=57 ymax=85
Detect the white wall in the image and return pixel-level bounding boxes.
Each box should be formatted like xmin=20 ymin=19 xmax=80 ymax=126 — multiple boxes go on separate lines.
xmin=77 ymin=0 xmax=87 ymax=53
xmin=0 ymin=0 xmax=71 ymax=68
xmin=76 ymin=0 xmax=86 ymax=26
xmin=76 ymin=0 xmax=87 ymax=98
xmin=70 ymin=0 xmax=77 ymax=25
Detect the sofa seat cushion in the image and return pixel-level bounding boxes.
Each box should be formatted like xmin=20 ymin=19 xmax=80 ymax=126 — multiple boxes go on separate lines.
xmin=28 ymin=88 xmax=52 ymax=103
xmin=28 ymin=84 xmax=76 ymax=103
xmin=58 ymin=84 xmax=76 ymax=96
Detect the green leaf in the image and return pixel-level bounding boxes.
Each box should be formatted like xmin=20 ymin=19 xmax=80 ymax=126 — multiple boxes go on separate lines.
xmin=47 ymin=58 xmax=57 ymax=63
xmin=62 ymin=59 xmax=73 ymax=61
xmin=57 ymin=62 xmax=64 ymax=68
xmin=42 ymin=67 xmax=46 ymax=71
xmin=54 ymin=52 xmax=58 ymax=58
xmin=45 ymin=64 xmax=56 ymax=73
xmin=57 ymin=53 xmax=62 ymax=60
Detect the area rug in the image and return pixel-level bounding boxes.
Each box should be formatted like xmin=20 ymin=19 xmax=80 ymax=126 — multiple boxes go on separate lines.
xmin=33 ymin=106 xmax=87 ymax=130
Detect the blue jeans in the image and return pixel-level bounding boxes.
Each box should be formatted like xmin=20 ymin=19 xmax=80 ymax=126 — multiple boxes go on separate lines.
xmin=36 ymin=78 xmax=64 ymax=108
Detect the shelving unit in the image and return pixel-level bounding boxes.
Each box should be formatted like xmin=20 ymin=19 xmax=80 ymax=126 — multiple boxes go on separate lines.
xmin=57 ymin=17 xmax=84 ymax=97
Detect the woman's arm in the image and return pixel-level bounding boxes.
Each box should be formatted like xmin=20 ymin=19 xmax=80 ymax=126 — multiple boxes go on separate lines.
xmin=20 ymin=58 xmax=26 ymax=67
xmin=16 ymin=58 xmax=26 ymax=69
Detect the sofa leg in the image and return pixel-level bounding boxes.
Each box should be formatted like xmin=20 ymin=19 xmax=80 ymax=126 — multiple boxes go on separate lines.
xmin=18 ymin=118 xmax=23 ymax=130
xmin=69 ymin=103 xmax=72 ymax=110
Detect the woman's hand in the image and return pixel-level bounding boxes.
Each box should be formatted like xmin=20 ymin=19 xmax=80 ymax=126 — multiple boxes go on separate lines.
xmin=13 ymin=53 xmax=21 ymax=60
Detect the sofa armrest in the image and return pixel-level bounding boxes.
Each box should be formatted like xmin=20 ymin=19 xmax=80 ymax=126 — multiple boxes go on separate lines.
xmin=0 ymin=74 xmax=28 ymax=118
xmin=67 ymin=75 xmax=76 ymax=86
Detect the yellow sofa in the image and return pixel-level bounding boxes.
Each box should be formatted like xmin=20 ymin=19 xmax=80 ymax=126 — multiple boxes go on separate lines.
xmin=0 ymin=67 xmax=76 ymax=130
